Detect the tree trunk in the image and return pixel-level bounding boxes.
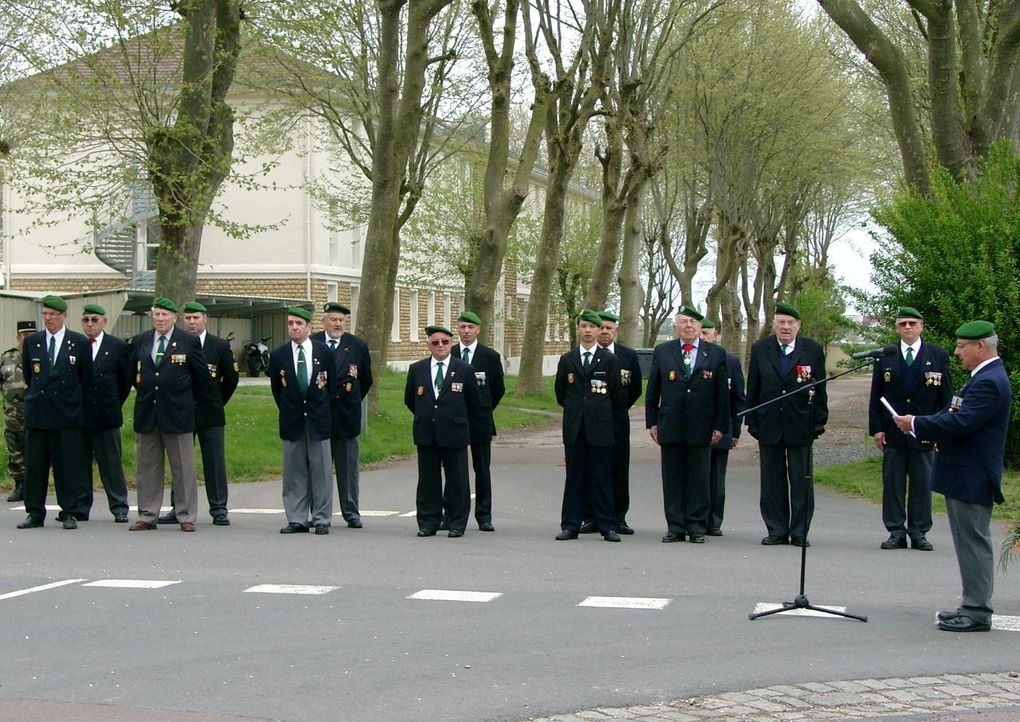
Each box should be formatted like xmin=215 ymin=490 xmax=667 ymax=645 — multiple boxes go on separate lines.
xmin=585 ymin=113 xmax=626 ymax=310
xmin=617 ymin=193 xmax=643 ymax=348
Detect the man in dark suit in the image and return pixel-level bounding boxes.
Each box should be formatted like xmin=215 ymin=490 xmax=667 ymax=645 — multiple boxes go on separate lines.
xmin=127 ymin=298 xmax=211 ymax=532
xmin=744 ymin=301 xmax=828 ymax=547
xmin=78 ymin=303 xmax=132 ymax=523
xmin=554 ymin=309 xmax=627 ymax=542
xmin=645 ymin=306 xmax=728 ymax=543
xmin=404 ymin=325 xmax=481 ymax=538
xmin=311 ymin=302 xmax=373 ymax=529
xmin=579 ymin=310 xmax=642 ymax=535
xmin=448 ymin=310 xmax=505 ymax=532
xmin=869 ymin=306 xmax=953 ymax=551
xmin=269 ymin=307 xmax=336 ymax=535
xmin=17 ymin=295 xmax=89 ymax=530
xmin=893 ymin=320 xmax=1011 ymax=633
xmin=154 ymin=301 xmax=239 ymax=526
xmin=700 ymin=318 xmax=746 ymax=536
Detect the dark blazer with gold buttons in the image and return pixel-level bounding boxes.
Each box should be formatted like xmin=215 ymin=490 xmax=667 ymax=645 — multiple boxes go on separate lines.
xmin=868 ymin=340 xmax=952 ymax=450
xmin=554 ymin=346 xmax=625 ymax=447
xmin=310 ymin=330 xmax=373 ymax=439
xmin=82 ymin=333 xmax=133 ymax=431
xmin=22 ymin=328 xmax=89 ymax=430
xmin=268 ymin=340 xmax=335 ymax=442
xmin=130 ymin=328 xmax=210 ymax=435
xmin=195 ymin=333 xmax=240 ymax=430
xmin=403 ymin=355 xmax=480 ymax=449
xmin=644 ymin=339 xmax=728 ymax=446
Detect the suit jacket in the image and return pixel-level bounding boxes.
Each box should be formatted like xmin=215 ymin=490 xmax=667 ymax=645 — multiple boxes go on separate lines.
xmin=268 ymin=340 xmax=335 ymax=442
xmin=131 ymin=328 xmax=210 ymax=435
xmin=644 ymin=339 xmax=729 ymax=446
xmin=607 ymin=343 xmax=643 ymax=439
xmin=715 ymin=351 xmax=746 ymax=451
xmin=554 ymin=346 xmax=626 ymax=447
xmin=744 ymin=335 xmax=828 ymax=446
xmin=403 ymin=355 xmax=481 ymax=449
xmin=311 ymin=330 xmax=373 ymax=438
xmin=868 ymin=340 xmax=953 ymax=449
xmin=195 ymin=333 xmax=240 ymax=429
xmin=22 ymin=328 xmax=89 ymax=430
xmin=452 ymin=342 xmax=505 ymax=444
xmin=82 ymin=333 xmax=132 ymax=430
xmin=914 ymin=358 xmax=1011 ymax=506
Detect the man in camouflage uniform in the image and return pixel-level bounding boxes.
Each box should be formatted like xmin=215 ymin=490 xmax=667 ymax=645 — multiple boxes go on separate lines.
xmin=2 ymin=321 xmax=36 ymax=502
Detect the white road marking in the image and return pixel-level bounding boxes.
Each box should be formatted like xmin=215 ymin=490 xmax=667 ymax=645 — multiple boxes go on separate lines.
xmin=408 ymin=589 xmax=502 ymax=603
xmin=357 ymin=510 xmax=400 ymax=517
xmin=753 ymin=602 xmax=850 ymax=618
xmin=992 ymin=615 xmax=1020 ymax=632
xmin=0 ymin=579 xmax=87 ymax=601
xmin=243 ymin=584 xmax=338 ymax=595
xmin=578 ymin=596 xmax=671 ymax=610
xmin=227 ymin=508 xmax=286 ymax=515
xmin=82 ymin=579 xmax=181 ymax=589
xmin=399 ymin=511 xmax=417 ymax=518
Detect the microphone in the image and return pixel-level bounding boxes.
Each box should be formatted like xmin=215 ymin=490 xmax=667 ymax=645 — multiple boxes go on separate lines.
xmin=851 ymin=344 xmax=898 ymax=360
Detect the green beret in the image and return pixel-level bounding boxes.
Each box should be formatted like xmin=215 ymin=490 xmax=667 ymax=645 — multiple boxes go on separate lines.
xmin=153 ymin=297 xmax=178 ymax=313
xmin=287 ymin=306 xmax=313 ymax=322
xmin=425 ymin=325 xmax=452 ymax=337
xmin=955 ymin=319 xmax=995 ymax=339
xmin=700 ymin=318 xmax=716 ymax=329
xmin=183 ymin=301 xmax=208 ymax=314
xmin=775 ymin=301 xmax=800 ymax=320
xmin=323 ymin=302 xmax=351 ymax=315
xmin=82 ymin=304 xmax=106 ymax=316
xmin=16 ymin=320 xmax=36 ymax=334
xmin=597 ymin=311 xmax=619 ymax=323
xmin=578 ymin=309 xmax=603 ymax=326
xmin=457 ymin=310 xmax=482 ymax=325
xmin=40 ymin=295 xmax=68 ymax=312
xmin=896 ymin=306 xmax=923 ymax=320
xmin=677 ymin=305 xmax=704 ymax=321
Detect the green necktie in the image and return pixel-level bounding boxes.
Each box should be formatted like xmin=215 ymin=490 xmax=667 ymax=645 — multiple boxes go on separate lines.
xmin=155 ymin=335 xmax=166 ymax=366
xmin=905 ymin=347 xmax=914 ymax=366
xmin=48 ymin=336 xmax=56 ymax=367
xmin=582 ymin=351 xmax=591 ymax=370
xmin=462 ymin=347 xmax=470 ymax=365
xmin=434 ymin=361 xmax=444 ymax=390
xmin=296 ymin=346 xmax=308 ymax=393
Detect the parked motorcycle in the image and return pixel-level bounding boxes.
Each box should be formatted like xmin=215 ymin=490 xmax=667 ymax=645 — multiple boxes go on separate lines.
xmin=242 ymin=336 xmax=271 ymax=377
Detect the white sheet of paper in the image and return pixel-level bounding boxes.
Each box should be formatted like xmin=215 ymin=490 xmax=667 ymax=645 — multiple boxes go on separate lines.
xmin=880 ymin=396 xmax=898 ymax=416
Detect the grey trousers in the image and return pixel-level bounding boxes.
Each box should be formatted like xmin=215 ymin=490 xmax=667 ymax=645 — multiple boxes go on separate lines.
xmin=330 ymin=435 xmax=361 ymax=522
xmin=945 ymin=497 xmax=994 ymax=624
xmin=282 ymin=431 xmax=333 ymax=527
xmin=136 ymin=430 xmax=197 ymax=524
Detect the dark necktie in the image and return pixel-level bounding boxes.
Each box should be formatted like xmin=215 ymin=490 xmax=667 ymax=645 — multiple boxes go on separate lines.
xmin=582 ymin=351 xmax=591 ymax=371
xmin=905 ymin=347 xmax=914 ymax=366
xmin=780 ymin=343 xmax=791 ymax=374
xmin=296 ymin=346 xmax=308 ymax=393
xmin=435 ymin=361 xmax=444 ymax=391
xmin=155 ymin=335 xmax=166 ymax=366
xmin=48 ymin=336 xmax=56 ymax=367
xmin=329 ymin=339 xmax=338 ymax=352
xmin=462 ymin=347 xmax=471 ymax=365
xmin=682 ymin=343 xmax=693 ymax=376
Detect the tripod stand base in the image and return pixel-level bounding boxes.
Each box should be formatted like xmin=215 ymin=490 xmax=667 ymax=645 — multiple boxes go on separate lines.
xmin=750 ymin=597 xmax=867 ymax=622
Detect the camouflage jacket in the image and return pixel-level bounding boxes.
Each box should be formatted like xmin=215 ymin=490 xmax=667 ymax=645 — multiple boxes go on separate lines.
xmin=1 ymin=347 xmax=28 ymax=404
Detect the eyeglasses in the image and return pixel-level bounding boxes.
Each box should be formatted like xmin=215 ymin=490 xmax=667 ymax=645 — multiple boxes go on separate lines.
xmin=897 ymin=320 xmax=919 ymax=327
xmin=82 ymin=316 xmax=102 ymax=324
xmin=429 ymin=339 xmax=451 ymax=346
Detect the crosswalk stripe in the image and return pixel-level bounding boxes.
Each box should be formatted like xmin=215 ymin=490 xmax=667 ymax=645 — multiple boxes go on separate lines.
xmin=0 ymin=579 xmax=87 ymax=600
xmin=408 ymin=589 xmax=502 ymax=603
xmin=82 ymin=580 xmax=181 ymax=589
xmin=243 ymin=584 xmax=338 ymax=595
xmin=991 ymin=615 xmax=1020 ymax=631
xmin=578 ymin=596 xmax=671 ymax=610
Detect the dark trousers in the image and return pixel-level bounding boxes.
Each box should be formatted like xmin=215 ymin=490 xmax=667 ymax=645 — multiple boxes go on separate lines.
xmin=708 ymin=448 xmax=729 ymax=531
xmin=581 ymin=436 xmax=630 ymax=525
xmin=442 ymin=442 xmax=492 ymax=525
xmin=660 ymin=442 xmax=711 ymax=536
xmin=758 ymin=442 xmax=813 ymax=540
xmin=416 ymin=444 xmax=469 ymax=533
xmin=881 ymin=445 xmax=933 ymax=541
xmin=24 ymin=427 xmax=83 ymax=521
xmin=561 ymin=435 xmax=614 ymax=534
xmin=331 ymin=435 xmax=362 ymax=522
xmin=79 ymin=427 xmax=129 ymax=517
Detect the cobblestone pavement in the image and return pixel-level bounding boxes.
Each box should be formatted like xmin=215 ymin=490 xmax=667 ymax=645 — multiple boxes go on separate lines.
xmin=530 ymin=672 xmax=1020 ymax=721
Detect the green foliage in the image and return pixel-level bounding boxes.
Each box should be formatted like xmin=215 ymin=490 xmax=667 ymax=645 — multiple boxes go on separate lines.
xmin=790 ymin=266 xmax=853 ymax=350
xmin=868 ymin=140 xmax=1020 ymax=465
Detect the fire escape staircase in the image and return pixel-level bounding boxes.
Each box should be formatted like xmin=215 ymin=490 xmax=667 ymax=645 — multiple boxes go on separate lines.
xmin=93 ymin=182 xmax=159 ymax=290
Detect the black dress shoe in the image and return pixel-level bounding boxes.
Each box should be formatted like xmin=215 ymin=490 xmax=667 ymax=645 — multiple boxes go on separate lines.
xmin=761 ymin=535 xmax=789 ymax=545
xmin=616 ymin=523 xmax=634 ymax=535
xmin=707 ymin=528 xmax=723 ymax=536
xmin=603 ymin=530 xmax=621 ymax=542
xmin=478 ymin=521 xmax=495 ymax=532
xmin=790 ymin=537 xmax=810 ymax=547
xmin=16 ymin=516 xmax=43 ymax=529
xmin=73 ymin=513 xmax=89 ymax=522
xmin=881 ymin=535 xmax=907 ymax=549
xmin=911 ymin=537 xmax=933 ymax=551
xmin=314 ymin=524 xmax=329 ymax=535
xmin=555 ymin=530 xmax=579 ymax=540
xmin=347 ymin=519 xmax=363 ymax=529
xmin=578 ymin=520 xmax=598 ymax=534
xmin=114 ymin=513 xmax=129 ymax=523
xmin=938 ymin=615 xmax=991 ymax=632
xmin=62 ymin=517 xmax=78 ymax=529
xmin=417 ymin=528 xmax=437 ymax=537
xmin=448 ymin=529 xmax=464 ymax=538
xmin=688 ymin=534 xmax=706 ymax=544
xmin=438 ymin=521 xmax=450 ymax=531
xmin=212 ymin=516 xmax=231 ymax=526
xmin=937 ymin=609 xmax=961 ymax=621
xmin=158 ymin=512 xmax=178 ymax=524
xmin=6 ymin=489 xmax=24 ymax=502
xmin=661 ymin=531 xmax=685 ymax=543
xmin=280 ymin=523 xmax=309 ymax=534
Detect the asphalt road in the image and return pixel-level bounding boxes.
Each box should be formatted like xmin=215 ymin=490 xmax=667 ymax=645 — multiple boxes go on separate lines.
xmin=1 ymin=434 xmax=1018 ymax=722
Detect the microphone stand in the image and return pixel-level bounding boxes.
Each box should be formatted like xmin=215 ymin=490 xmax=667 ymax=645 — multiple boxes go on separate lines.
xmin=745 ymin=359 xmax=874 ymax=622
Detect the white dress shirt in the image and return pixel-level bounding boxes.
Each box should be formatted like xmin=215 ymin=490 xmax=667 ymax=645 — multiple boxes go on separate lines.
xmin=291 ymin=338 xmax=313 ymax=385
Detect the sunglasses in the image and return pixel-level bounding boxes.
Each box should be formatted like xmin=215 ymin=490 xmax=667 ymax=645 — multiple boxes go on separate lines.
xmin=429 ymin=339 xmax=451 ymax=346
xmin=82 ymin=316 xmax=103 ymax=323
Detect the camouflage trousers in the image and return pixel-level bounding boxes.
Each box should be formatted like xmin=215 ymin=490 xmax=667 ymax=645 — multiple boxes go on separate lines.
xmin=4 ymin=404 xmax=25 ymax=486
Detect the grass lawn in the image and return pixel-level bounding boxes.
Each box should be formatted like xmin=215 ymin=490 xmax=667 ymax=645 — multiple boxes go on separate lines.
xmin=0 ymin=371 xmax=560 ymax=489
